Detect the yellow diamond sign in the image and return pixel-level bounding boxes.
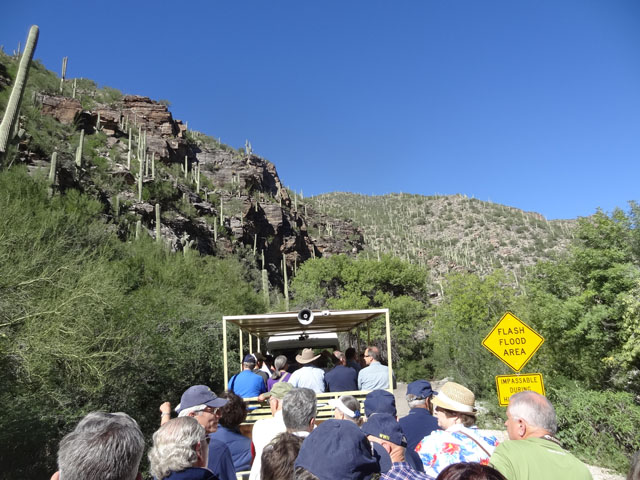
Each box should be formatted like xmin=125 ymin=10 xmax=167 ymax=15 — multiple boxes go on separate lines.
xmin=482 ymin=312 xmax=544 ymax=372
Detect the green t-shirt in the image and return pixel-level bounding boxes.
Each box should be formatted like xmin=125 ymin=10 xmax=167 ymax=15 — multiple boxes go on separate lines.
xmin=490 ymin=437 xmax=592 ymax=480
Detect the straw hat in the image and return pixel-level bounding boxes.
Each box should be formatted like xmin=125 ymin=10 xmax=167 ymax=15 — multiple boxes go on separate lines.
xmin=296 ymin=348 xmax=321 ymax=364
xmin=431 ymin=381 xmax=477 ymax=415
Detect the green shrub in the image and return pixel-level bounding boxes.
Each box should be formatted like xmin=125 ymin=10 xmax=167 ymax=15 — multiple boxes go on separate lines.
xmin=548 ymin=383 xmax=640 ymax=473
xmin=0 ymin=167 xmax=264 ymax=478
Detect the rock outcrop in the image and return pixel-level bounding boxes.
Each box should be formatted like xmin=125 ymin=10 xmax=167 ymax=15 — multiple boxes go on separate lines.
xmin=36 ymin=94 xmax=363 ymax=288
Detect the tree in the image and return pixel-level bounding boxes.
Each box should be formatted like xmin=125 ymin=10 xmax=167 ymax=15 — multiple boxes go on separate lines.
xmin=428 ymin=270 xmax=522 ymax=396
xmin=290 ymin=254 xmax=430 ymax=379
xmin=525 ymin=208 xmax=640 ymax=392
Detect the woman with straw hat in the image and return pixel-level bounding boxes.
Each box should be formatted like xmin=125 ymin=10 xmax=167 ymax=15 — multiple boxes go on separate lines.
xmin=415 ymin=381 xmax=499 ymax=478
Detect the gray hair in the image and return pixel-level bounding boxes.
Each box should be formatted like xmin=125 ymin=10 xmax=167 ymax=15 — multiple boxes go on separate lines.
xmin=406 ymin=393 xmax=428 ymax=409
xmin=508 ymin=391 xmax=557 ymax=434
xmin=271 ymin=355 xmax=288 ymax=380
xmin=57 ymin=411 xmax=144 ymax=480
xmin=366 ymin=346 xmax=380 ymax=361
xmin=339 ymin=395 xmax=363 ymax=426
xmin=148 ymin=416 xmax=208 ymax=480
xmin=283 ymin=388 xmax=317 ymax=432
xmin=177 ymin=404 xmax=207 ymax=418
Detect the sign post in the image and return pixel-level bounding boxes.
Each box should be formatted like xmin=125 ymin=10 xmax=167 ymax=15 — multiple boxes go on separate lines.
xmin=483 ymin=312 xmax=546 ymax=406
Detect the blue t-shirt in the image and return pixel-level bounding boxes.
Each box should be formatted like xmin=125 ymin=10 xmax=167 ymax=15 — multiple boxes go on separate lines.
xmin=228 ymin=370 xmax=266 ymax=398
xmin=398 ymin=408 xmax=440 ymax=453
xmin=210 ymin=426 xmax=252 ymax=472
xmin=164 ymin=467 xmax=218 ymax=480
xmin=325 ymin=365 xmax=358 ymax=392
xmin=207 ymin=437 xmax=237 ymax=480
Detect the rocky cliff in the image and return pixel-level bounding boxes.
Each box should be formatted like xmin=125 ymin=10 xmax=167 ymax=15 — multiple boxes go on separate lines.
xmin=31 ymin=92 xmax=364 ymax=287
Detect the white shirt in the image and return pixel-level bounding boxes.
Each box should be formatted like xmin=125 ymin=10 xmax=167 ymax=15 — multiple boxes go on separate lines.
xmin=289 ymin=366 xmax=326 ymax=393
xmin=248 ymin=410 xmax=286 ymax=480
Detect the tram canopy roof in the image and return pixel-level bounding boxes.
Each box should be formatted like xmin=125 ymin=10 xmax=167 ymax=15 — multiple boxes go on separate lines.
xmin=222 ymin=308 xmax=388 ymax=338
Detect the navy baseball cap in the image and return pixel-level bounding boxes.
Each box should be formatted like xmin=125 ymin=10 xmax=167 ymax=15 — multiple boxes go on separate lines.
xmin=176 ymin=385 xmax=227 ymax=412
xmin=362 ymin=413 xmax=407 ymax=448
xmin=407 ymin=380 xmax=436 ymax=398
xmin=294 ymin=419 xmax=379 ymax=480
xmin=364 ymin=390 xmax=397 ymax=417
xmin=243 ymin=354 xmax=257 ymax=363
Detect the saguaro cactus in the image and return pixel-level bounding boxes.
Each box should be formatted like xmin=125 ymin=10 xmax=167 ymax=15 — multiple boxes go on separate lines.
xmin=48 ymin=151 xmax=57 ymax=198
xmin=137 ymin=162 xmax=143 ymax=201
xmin=75 ymin=129 xmax=84 ymax=168
xmin=127 ymin=128 xmax=132 ymax=169
xmin=283 ymin=253 xmax=289 ymax=310
xmin=48 ymin=151 xmax=57 ymax=184
xmin=59 ymin=56 xmax=68 ymax=93
xmin=155 ymin=203 xmax=161 ymax=243
xmin=262 ymin=269 xmax=269 ymax=305
xmin=0 ymin=25 xmax=39 ymax=164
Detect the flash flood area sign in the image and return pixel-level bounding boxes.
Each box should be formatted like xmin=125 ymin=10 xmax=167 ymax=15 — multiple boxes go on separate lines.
xmin=482 ymin=312 xmax=544 ymax=372
xmin=495 ymin=373 xmax=546 ymax=406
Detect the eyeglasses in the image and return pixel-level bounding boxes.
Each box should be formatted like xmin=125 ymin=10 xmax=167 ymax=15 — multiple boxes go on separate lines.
xmin=202 ymin=407 xmax=221 ymax=416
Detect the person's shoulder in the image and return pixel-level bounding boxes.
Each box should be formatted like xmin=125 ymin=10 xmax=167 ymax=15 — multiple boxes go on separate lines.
xmin=416 ymin=428 xmax=448 ymax=450
xmin=167 ymin=467 xmax=219 ymax=480
xmin=209 ymin=437 xmax=232 ymax=453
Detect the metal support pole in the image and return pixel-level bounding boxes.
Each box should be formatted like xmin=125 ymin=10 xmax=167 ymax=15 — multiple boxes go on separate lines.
xmin=249 ymin=334 xmax=253 ymax=354
xmin=239 ymin=329 xmax=243 ymax=365
xmin=223 ymin=317 xmax=229 ymax=387
xmin=385 ymin=309 xmax=393 ymax=391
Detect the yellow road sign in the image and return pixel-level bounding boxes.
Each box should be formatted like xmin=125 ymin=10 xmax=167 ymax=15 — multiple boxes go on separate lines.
xmin=495 ymin=373 xmax=545 ymax=406
xmin=482 ymin=312 xmax=544 ymax=372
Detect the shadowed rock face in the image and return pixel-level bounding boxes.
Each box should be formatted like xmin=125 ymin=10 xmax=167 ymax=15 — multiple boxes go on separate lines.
xmin=37 ymin=93 xmax=363 ymax=286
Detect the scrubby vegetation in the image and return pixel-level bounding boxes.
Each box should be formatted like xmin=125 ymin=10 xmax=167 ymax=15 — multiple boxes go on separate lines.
xmin=292 ymin=204 xmax=640 ymax=473
xmin=307 ymin=192 xmax=576 ymax=285
xmin=0 ymin=168 xmax=264 ymax=478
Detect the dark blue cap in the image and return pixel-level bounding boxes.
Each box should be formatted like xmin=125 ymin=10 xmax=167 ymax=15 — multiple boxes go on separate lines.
xmin=294 ymin=419 xmax=379 ymax=480
xmin=407 ymin=380 xmax=436 ymax=398
xmin=243 ymin=354 xmax=257 ymax=363
xmin=176 ymin=385 xmax=227 ymax=412
xmin=361 ymin=413 xmax=407 ymax=447
xmin=364 ymin=390 xmax=396 ymax=417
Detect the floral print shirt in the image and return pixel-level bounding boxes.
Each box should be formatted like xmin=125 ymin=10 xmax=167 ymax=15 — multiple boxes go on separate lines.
xmin=414 ymin=424 xmax=499 ymax=478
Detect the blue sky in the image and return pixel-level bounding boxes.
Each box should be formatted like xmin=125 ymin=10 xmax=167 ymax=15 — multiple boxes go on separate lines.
xmin=2 ymin=1 xmax=639 ymax=219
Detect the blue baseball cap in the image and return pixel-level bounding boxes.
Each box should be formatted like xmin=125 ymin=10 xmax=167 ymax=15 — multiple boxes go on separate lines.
xmin=294 ymin=419 xmax=380 ymax=480
xmin=364 ymin=390 xmax=396 ymax=417
xmin=176 ymin=385 xmax=227 ymax=412
xmin=407 ymin=380 xmax=436 ymax=398
xmin=243 ymin=354 xmax=257 ymax=363
xmin=361 ymin=413 xmax=407 ymax=448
